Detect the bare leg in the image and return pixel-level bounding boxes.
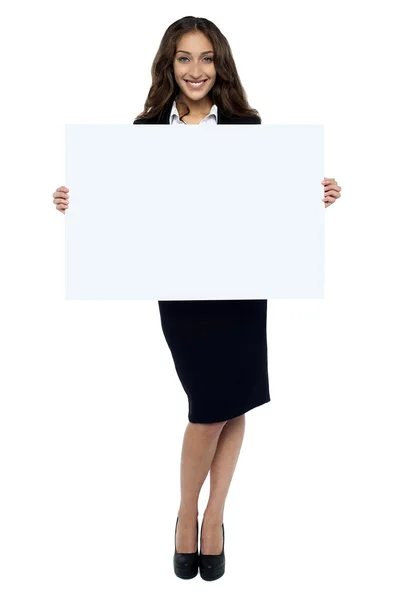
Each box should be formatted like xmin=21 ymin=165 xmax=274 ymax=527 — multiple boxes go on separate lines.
xmin=201 ymin=414 xmax=246 ymax=554
xmin=176 ymin=420 xmax=227 ymax=553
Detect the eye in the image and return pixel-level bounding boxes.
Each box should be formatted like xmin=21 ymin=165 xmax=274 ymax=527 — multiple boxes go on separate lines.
xmin=178 ymin=56 xmax=213 ymax=62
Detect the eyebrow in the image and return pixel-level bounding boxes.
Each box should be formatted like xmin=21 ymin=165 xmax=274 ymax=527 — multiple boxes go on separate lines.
xmin=176 ymin=50 xmax=214 ymax=55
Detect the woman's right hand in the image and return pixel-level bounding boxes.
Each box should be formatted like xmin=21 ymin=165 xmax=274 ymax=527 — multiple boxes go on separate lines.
xmin=53 ymin=186 xmax=69 ymax=213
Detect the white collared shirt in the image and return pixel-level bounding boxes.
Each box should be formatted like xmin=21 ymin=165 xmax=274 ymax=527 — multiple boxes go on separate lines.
xmin=169 ymin=100 xmax=218 ymax=125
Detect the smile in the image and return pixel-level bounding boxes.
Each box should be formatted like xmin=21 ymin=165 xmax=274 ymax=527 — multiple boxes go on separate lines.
xmin=184 ymin=80 xmax=207 ymax=89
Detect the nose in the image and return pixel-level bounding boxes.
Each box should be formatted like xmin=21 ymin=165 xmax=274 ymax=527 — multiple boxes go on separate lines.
xmin=188 ymin=66 xmax=205 ymax=78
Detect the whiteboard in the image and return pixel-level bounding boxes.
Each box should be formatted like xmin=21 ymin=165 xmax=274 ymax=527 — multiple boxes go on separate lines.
xmin=65 ymin=124 xmax=324 ymax=300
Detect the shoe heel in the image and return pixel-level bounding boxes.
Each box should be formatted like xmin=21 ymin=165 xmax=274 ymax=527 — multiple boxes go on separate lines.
xmin=173 ymin=516 xmax=199 ymax=579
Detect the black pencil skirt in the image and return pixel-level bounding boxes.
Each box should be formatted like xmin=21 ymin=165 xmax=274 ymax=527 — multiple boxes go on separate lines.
xmin=158 ymin=299 xmax=271 ymax=423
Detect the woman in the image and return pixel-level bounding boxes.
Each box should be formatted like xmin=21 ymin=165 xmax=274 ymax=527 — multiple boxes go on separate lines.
xmin=52 ymin=16 xmax=342 ymax=582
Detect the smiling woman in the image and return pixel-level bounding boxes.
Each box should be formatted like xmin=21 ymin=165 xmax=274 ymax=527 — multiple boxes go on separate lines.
xmin=131 ymin=16 xmax=266 ymax=582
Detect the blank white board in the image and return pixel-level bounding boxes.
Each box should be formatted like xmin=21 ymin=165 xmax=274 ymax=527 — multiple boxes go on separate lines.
xmin=65 ymin=124 xmax=324 ymax=300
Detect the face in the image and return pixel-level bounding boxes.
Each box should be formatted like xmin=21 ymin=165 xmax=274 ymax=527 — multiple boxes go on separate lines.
xmin=173 ymin=31 xmax=216 ymax=104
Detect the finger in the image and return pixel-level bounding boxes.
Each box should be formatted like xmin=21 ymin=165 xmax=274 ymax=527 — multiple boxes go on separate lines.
xmin=53 ymin=191 xmax=69 ymax=198
xmin=324 ymin=188 xmax=341 ymax=198
xmin=324 ymin=184 xmax=341 ymax=191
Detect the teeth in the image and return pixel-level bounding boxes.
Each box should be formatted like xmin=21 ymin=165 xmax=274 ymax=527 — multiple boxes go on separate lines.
xmin=186 ymin=80 xmax=205 ymax=86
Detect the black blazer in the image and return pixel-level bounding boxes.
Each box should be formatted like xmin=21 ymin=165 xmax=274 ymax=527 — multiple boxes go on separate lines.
xmin=133 ymin=97 xmax=261 ymax=125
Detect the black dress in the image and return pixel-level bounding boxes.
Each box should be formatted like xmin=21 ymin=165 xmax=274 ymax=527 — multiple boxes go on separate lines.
xmin=133 ymin=100 xmax=271 ymax=423
xmin=158 ymin=299 xmax=270 ymax=423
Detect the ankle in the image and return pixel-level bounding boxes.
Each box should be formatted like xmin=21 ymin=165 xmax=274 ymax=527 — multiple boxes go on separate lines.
xmin=178 ymin=507 xmax=199 ymax=520
xmin=203 ymin=508 xmax=224 ymax=524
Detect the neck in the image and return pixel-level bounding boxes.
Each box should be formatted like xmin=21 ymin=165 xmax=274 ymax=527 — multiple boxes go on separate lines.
xmin=176 ymin=93 xmax=212 ymax=117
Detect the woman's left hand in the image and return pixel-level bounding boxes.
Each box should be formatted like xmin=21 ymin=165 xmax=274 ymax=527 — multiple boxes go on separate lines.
xmin=322 ymin=178 xmax=341 ymax=208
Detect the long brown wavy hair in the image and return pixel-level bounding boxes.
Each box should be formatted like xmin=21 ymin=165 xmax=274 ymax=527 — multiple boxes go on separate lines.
xmin=134 ymin=16 xmax=261 ymax=123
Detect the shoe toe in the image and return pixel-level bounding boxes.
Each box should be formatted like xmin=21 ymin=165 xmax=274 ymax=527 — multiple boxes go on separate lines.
xmin=199 ymin=553 xmax=224 ymax=569
xmin=174 ymin=552 xmax=198 ymax=568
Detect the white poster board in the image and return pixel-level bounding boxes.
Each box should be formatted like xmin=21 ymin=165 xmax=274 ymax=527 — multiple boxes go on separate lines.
xmin=65 ymin=124 xmax=324 ymax=300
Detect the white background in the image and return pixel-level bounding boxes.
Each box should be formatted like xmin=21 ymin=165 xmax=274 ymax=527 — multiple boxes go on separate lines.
xmin=1 ymin=0 xmax=398 ymax=598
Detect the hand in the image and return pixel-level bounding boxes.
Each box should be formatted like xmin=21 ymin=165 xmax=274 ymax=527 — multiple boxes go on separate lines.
xmin=321 ymin=178 xmax=341 ymax=208
xmin=53 ymin=186 xmax=69 ymax=213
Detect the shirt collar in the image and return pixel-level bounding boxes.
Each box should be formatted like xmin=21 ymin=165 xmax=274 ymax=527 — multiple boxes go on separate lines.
xmin=169 ymin=99 xmax=218 ymax=124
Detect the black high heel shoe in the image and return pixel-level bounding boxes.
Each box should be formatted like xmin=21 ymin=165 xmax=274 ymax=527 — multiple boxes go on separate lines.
xmin=199 ymin=521 xmax=225 ymax=581
xmin=173 ymin=516 xmax=199 ymax=579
